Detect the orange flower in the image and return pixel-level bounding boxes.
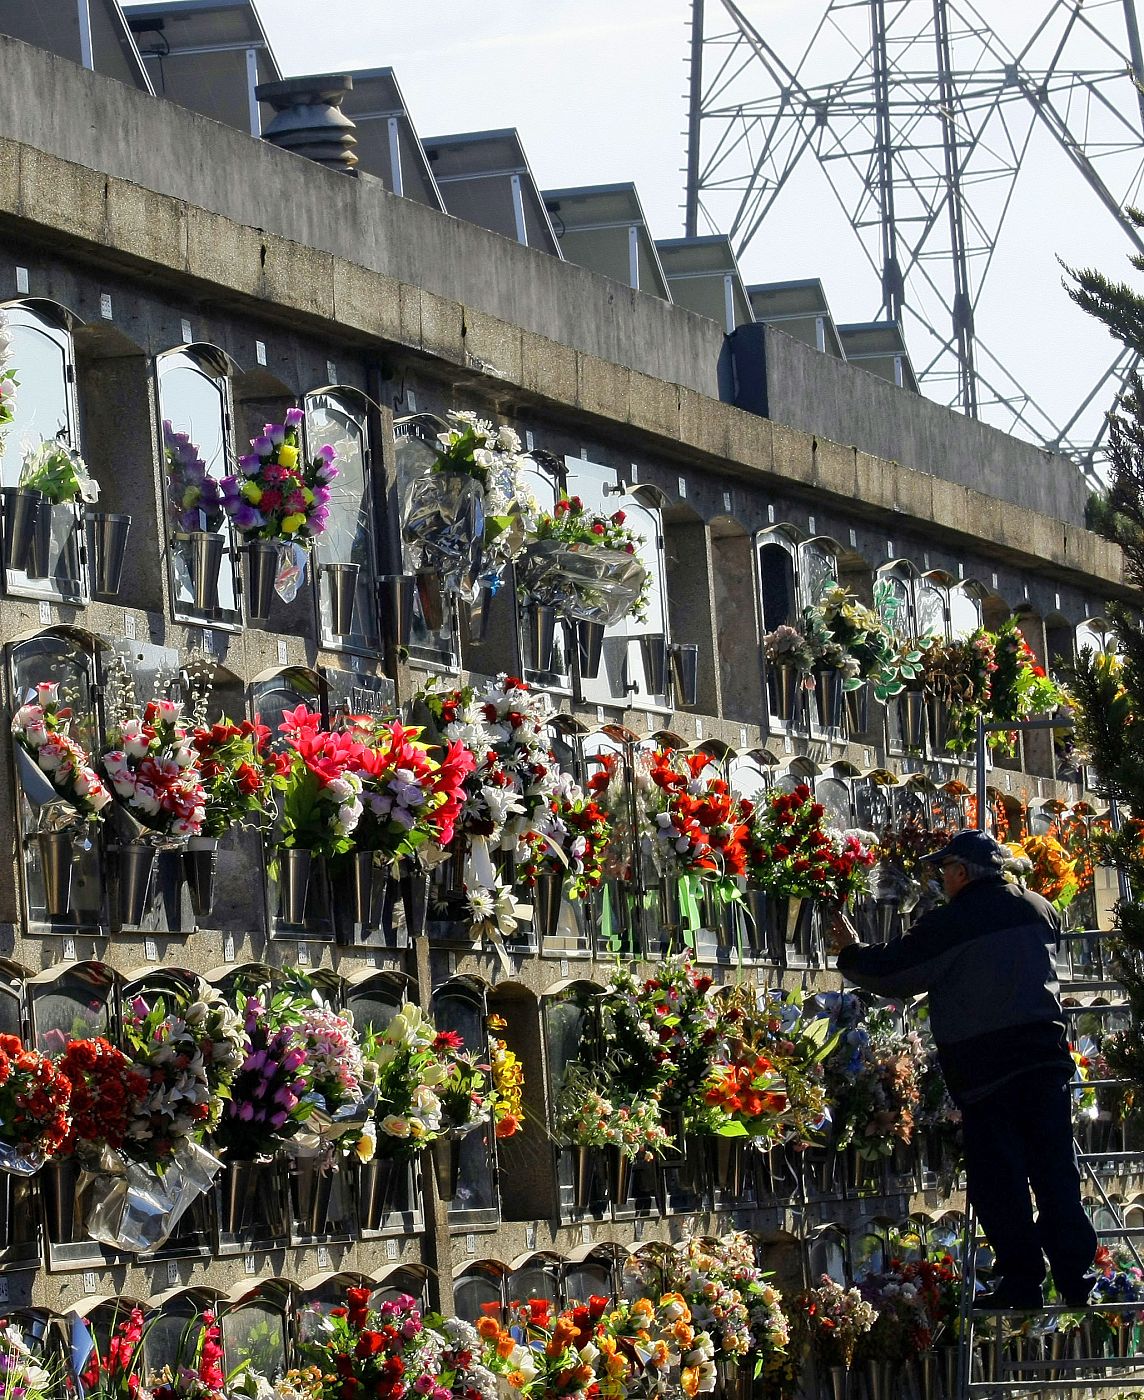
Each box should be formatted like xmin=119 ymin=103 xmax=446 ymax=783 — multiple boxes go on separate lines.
xmin=476 ymin=1316 xmax=501 ymax=1340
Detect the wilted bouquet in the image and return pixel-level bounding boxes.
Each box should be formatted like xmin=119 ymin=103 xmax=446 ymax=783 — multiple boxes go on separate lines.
xmin=101 ymin=698 xmax=207 ymax=842
xmin=12 ymin=681 xmax=112 ymax=822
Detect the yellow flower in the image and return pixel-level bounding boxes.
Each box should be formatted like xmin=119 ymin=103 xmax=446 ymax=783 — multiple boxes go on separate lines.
xmin=354 ymin=1132 xmax=375 ymax=1164
xmin=241 ymin=481 xmax=262 ymax=504
xmin=281 ymin=512 xmax=307 ymax=534
xmin=278 ymin=443 xmax=299 ymax=468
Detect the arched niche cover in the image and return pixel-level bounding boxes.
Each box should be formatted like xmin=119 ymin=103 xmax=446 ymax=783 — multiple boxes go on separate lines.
xmin=26 ymin=960 xmax=118 ymax=1055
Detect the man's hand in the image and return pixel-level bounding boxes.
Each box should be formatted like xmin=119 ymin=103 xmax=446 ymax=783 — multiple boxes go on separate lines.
xmin=826 ymin=907 xmax=859 ymax=954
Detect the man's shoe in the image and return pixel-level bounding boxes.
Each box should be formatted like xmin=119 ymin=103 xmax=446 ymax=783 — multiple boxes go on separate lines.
xmin=1057 ymin=1274 xmax=1099 ymax=1308
xmin=974 ymin=1283 xmax=1045 ymax=1312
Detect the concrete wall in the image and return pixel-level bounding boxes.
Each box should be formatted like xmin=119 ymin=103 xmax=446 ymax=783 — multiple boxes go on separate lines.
xmin=727 ymin=324 xmax=1091 ymax=527
xmin=0 ymin=32 xmax=725 ymax=398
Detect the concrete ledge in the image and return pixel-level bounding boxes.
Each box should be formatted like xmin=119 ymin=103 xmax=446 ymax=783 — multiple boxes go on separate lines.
xmin=0 ymin=130 xmax=1126 ymax=594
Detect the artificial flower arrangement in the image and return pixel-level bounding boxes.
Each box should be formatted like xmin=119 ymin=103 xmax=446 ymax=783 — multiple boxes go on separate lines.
xmin=299 ymin=1286 xmax=498 ymax=1400
xmin=0 ymin=1033 xmax=71 ymax=1171
xmin=814 ymin=585 xmax=896 ymax=689
xmin=519 ymin=492 xmax=652 ymax=624
xmin=417 ymin=675 xmax=559 ymax=939
xmin=191 ymin=716 xmax=290 ymax=837
xmin=12 ymin=681 xmax=112 ymax=821
xmin=820 ymin=999 xmax=926 ymax=1162
xmin=340 ymin=716 xmax=474 ymax=871
xmin=77 ymin=1305 xmax=152 ymax=1400
xmin=293 ymin=990 xmax=375 ymax=1163
xmin=362 ymin=1002 xmax=448 ymax=1159
xmin=118 ymin=980 xmax=244 ymax=1170
xmin=487 ymin=1013 xmax=524 ymax=1140
xmin=477 ymin=1296 xmax=600 ymax=1400
xmin=988 ymin=617 xmax=1070 ymax=751
xmin=0 ymin=307 xmax=17 ymax=447
xmin=222 ymin=409 xmax=337 ymax=545
xmin=403 ymin=409 xmax=535 ymax=601
xmin=853 ymin=1267 xmax=934 ymax=1368
xmin=762 ymin=623 xmax=817 ymax=683
xmin=164 ymin=420 xmax=224 ymax=534
xmin=18 ymin=433 xmax=100 ymax=505
xmin=100 ymin=695 xmax=207 ymax=843
xmin=519 ymin=774 xmax=612 ymax=901
xmin=273 ymin=705 xmax=364 ymax=859
xmin=919 ymin=629 xmax=997 ymax=752
xmin=212 ymin=988 xmax=312 ymax=1162
xmin=0 ymin=1319 xmax=57 ymax=1400
xmin=789 ymin=1275 xmax=878 ymax=1371
xmin=868 ymin=814 xmax=954 ymax=910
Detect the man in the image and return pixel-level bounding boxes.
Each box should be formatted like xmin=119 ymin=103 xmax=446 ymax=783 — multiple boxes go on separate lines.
xmin=830 ymin=828 xmax=1097 ymax=1310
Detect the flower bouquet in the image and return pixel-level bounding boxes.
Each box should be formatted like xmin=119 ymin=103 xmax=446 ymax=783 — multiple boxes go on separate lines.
xmin=519 ymin=775 xmax=612 ymax=904
xmin=0 ymin=1033 xmax=70 ymax=1173
xmin=221 ymin=407 xmax=340 ymax=607
xmin=191 ymin=717 xmax=288 ymax=838
xmin=76 ymin=1306 xmax=151 ymax=1400
xmin=743 ymin=783 xmax=838 ymax=955
xmin=101 ymin=697 xmax=207 ymax=845
xmin=12 ymin=681 xmax=112 ymax=913
xmin=643 ymin=749 xmax=749 ymax=936
xmin=824 ymin=1005 xmax=925 ymax=1164
xmin=18 ymin=433 xmax=99 ymax=505
xmin=763 ymin=624 xmax=816 ymax=721
xmin=417 ymin=676 xmax=557 ymax=940
xmin=1005 ymin=831 xmax=1081 ymax=910
xmin=0 ymin=308 xmax=17 ymax=447
xmin=479 ymin=1297 xmax=607 ymax=1400
xmin=363 ymin=1002 xmax=449 ymax=1162
xmin=920 ymin=630 xmax=997 ymax=752
xmin=854 ymin=1271 xmax=932 ymax=1369
xmin=0 ymin=1320 xmax=57 ymax=1400
xmin=143 ymin=1305 xmax=229 ymax=1400
xmin=212 ymin=990 xmax=312 ymax=1163
xmin=517 ymin=493 xmax=651 ymax=625
xmin=488 ymin=1014 xmax=524 ymax=1140
xmin=119 ymin=981 xmax=244 ymax=1170
xmin=791 ymin=1275 xmax=878 ymax=1371
xmin=988 ymin=618 xmax=1069 ymax=752
xmin=402 ymin=409 xmax=534 ymax=602
xmin=292 ymin=993 xmax=376 ymax=1165
xmin=301 ymin=1288 xmax=498 ymax=1400
xmin=164 ymin=420 xmax=224 ymax=534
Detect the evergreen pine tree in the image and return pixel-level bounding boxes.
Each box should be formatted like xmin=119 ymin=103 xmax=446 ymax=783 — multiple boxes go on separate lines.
xmin=1065 ymin=221 xmax=1144 ymax=1095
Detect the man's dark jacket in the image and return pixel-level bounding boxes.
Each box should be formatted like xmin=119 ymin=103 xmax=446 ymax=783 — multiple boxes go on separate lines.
xmin=836 ymin=875 xmax=1072 ymax=1105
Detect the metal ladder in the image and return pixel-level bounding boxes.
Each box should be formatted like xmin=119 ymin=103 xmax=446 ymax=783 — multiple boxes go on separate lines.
xmin=954 ymin=1133 xmax=1144 ymax=1398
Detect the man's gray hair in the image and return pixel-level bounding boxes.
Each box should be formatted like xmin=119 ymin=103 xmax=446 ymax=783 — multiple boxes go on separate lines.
xmin=959 ymin=858 xmax=1001 ymax=882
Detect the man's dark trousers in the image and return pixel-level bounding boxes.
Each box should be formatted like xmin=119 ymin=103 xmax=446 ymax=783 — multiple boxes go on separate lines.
xmin=960 ymin=1068 xmax=1097 ymax=1296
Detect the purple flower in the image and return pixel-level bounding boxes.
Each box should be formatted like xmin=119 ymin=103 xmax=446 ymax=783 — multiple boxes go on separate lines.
xmin=285 ymin=407 xmax=305 ymax=429
xmin=219 ymin=474 xmax=240 ymax=501
xmin=252 ymin=435 xmax=274 ymax=457
xmin=317 ymin=443 xmax=337 ymax=464
xmin=232 ymin=503 xmax=264 ymax=532
xmin=312 ymin=485 xmax=331 ymax=505
xmin=238 ymin=453 xmax=260 ymax=473
xmin=269 ymin=1110 xmax=288 ymax=1129
xmin=238 ymin=1102 xmax=254 ymax=1122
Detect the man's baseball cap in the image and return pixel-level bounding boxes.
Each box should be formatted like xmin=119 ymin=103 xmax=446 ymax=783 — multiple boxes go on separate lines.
xmin=924 ymin=829 xmax=1007 ymax=869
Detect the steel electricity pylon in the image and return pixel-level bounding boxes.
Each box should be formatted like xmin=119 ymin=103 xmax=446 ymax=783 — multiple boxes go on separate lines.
xmin=684 ymin=0 xmax=1144 ymax=481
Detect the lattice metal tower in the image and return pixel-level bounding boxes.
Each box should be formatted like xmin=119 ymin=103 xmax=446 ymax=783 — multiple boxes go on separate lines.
xmin=685 ymin=0 xmax=1144 ymax=480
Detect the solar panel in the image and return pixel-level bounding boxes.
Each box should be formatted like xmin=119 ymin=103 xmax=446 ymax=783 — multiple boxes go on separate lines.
xmin=122 ymin=0 xmax=280 ymax=135
xmin=655 ymin=235 xmax=753 ymax=333
xmin=337 ymin=68 xmax=443 ymax=210
xmin=422 ymin=129 xmax=561 ymax=256
xmin=542 ymin=183 xmax=670 ymax=300
xmin=748 ymin=278 xmax=846 ymax=360
xmin=0 ymin=0 xmax=153 ymax=91
xmin=838 ymin=322 xmax=919 ymax=392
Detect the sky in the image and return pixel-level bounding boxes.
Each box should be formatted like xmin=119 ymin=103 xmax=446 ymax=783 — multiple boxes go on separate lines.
xmin=248 ymin=0 xmax=1144 ymax=472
